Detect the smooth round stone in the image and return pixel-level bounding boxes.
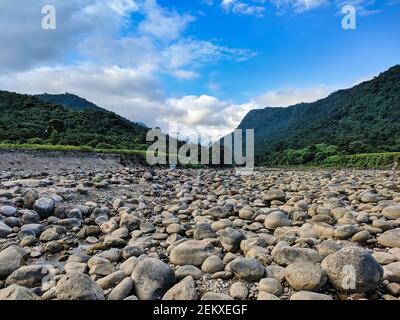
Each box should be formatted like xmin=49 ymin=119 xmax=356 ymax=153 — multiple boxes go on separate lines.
xmin=257 ymin=292 xmax=280 ymax=300
xmin=352 ymin=230 xmax=371 ymax=242
xmin=166 ymin=223 xmax=184 ymax=234
xmin=285 ymin=262 xmax=327 ymax=292
xmin=372 ymin=252 xmax=396 ymax=265
xmin=175 ymin=265 xmax=202 ymax=280
xmin=264 ymin=211 xmax=291 ymax=230
xmin=201 ymin=255 xmax=224 ymax=274
xmin=201 ymin=292 xmax=234 ymax=300
xmin=229 ymin=282 xmax=248 ymax=300
xmin=56 ymin=272 xmax=105 ymax=300
xmin=290 ymin=291 xmax=333 ymax=300
xmin=258 ymin=278 xmax=283 ymax=296
xmin=382 ymin=205 xmax=400 ymax=220
xmin=162 ymin=276 xmax=198 ymax=300
xmin=334 ymin=225 xmax=358 ymax=239
xmin=229 ymin=258 xmax=265 ymax=281
xmin=131 ymin=258 xmax=176 ymax=300
xmin=0 ymin=206 xmax=17 ymax=217
xmin=170 ymin=240 xmax=217 ymax=266
xmin=33 ymin=197 xmax=55 ymax=219
xmin=321 ymin=247 xmax=383 ymax=293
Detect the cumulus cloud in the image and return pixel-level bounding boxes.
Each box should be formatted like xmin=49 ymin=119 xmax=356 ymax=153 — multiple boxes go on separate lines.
xmin=0 ymin=0 xmax=255 ymax=77
xmin=214 ymin=0 xmax=386 ymax=15
xmin=138 ymin=0 xmax=196 ymax=41
xmin=221 ymin=0 xmax=266 ymax=16
xmin=254 ymin=85 xmax=333 ymax=107
xmin=0 ymin=0 xmax=356 ymax=142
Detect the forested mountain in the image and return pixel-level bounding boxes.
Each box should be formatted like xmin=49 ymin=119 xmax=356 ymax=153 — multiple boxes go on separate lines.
xmin=0 ymin=91 xmax=149 ymax=150
xmin=35 ymin=93 xmax=102 ymax=111
xmin=236 ymin=65 xmax=400 ymax=165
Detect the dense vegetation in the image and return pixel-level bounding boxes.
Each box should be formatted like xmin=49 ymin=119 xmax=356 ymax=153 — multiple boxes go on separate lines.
xmin=0 ymin=91 xmax=149 ymax=150
xmin=236 ymin=65 xmax=400 ymax=166
xmin=34 ymin=93 xmax=102 ymax=111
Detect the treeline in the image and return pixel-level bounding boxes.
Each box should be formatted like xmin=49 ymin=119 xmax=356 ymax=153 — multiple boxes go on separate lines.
xmin=238 ymin=65 xmax=400 ymax=166
xmin=0 ymin=91 xmax=149 ymax=151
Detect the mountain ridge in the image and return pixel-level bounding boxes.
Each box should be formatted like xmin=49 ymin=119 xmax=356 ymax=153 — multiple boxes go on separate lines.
xmin=235 ymin=65 xmax=400 ymax=165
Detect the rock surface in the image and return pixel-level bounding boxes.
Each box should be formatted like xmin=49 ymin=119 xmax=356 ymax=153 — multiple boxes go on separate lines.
xmin=0 ymin=162 xmax=399 ymax=300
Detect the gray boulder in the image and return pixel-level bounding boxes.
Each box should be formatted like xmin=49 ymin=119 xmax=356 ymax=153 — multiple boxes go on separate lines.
xmin=321 ymin=247 xmax=383 ymax=293
xmin=131 ymin=258 xmax=176 ymax=300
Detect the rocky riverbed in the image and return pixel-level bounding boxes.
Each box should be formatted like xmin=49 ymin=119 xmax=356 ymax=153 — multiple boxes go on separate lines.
xmin=0 ymin=165 xmax=400 ymax=300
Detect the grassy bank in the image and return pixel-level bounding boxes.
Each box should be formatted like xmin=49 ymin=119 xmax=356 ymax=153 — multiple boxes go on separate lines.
xmin=0 ymin=143 xmax=148 ymax=156
xmin=323 ymin=152 xmax=400 ymax=168
xmin=0 ymin=143 xmax=203 ymax=168
xmin=1 ymin=143 xmax=398 ymax=169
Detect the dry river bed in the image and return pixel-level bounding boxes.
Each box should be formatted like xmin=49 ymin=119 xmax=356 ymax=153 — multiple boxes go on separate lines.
xmin=0 ymin=167 xmax=400 ymax=300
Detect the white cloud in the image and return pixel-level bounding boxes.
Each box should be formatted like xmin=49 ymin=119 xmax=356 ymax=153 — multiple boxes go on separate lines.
xmin=0 ymin=63 xmax=341 ymax=142
xmin=138 ymin=0 xmax=196 ymax=41
xmin=216 ymin=0 xmax=386 ymax=15
xmin=270 ymin=0 xmax=328 ymax=13
xmin=254 ymin=85 xmax=333 ymax=107
xmin=221 ymin=0 xmax=266 ymax=16
xmin=108 ymin=0 xmax=139 ymax=15
xmin=0 ymin=0 xmax=255 ymax=78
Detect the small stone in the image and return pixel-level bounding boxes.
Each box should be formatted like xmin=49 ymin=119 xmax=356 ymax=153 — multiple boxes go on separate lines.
xmin=217 ymin=227 xmax=245 ymax=253
xmin=131 ymin=258 xmax=176 ymax=300
xmin=273 ymin=246 xmax=323 ymax=266
xmin=97 ymin=271 xmax=126 ymax=290
xmin=0 ymin=284 xmax=38 ymax=300
xmin=290 ymin=291 xmax=333 ymax=300
xmin=321 ymin=247 xmax=383 ymax=293
xmin=229 ymin=258 xmax=265 ymax=281
xmin=0 ymin=222 xmax=12 ymax=238
xmin=201 ymin=255 xmax=224 ymax=274
xmin=230 ymin=282 xmax=248 ymax=300
xmin=193 ymin=223 xmax=217 ymax=240
xmin=56 ymin=272 xmax=105 ymax=300
xmin=175 ymin=265 xmax=202 ymax=280
xmin=33 ymin=197 xmax=55 ymax=219
xmin=382 ymin=205 xmax=400 ymax=220
xmin=0 ymin=205 xmax=17 ymax=217
xmin=372 ymin=252 xmax=396 ymax=265
xmin=170 ymin=240 xmax=217 ymax=266
xmin=257 ymin=292 xmax=280 ymax=300
xmin=383 ymin=262 xmax=400 ymax=282
xmin=258 ymin=278 xmax=283 ymax=296
xmin=162 ymin=276 xmax=198 ymax=300
xmin=6 ymin=265 xmax=49 ymax=287
xmin=334 ymin=225 xmax=358 ymax=239
xmin=108 ymin=277 xmax=133 ymax=300
xmin=0 ymin=245 xmax=26 ymax=278
xmin=120 ymin=257 xmax=139 ymax=276
xmin=201 ymin=292 xmax=233 ymax=300
xmin=285 ymin=263 xmax=327 ymax=292
xmin=264 ymin=211 xmax=291 ymax=230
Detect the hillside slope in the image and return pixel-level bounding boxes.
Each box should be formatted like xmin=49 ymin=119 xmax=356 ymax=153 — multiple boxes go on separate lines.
xmin=0 ymin=91 xmax=149 ymax=150
xmin=34 ymin=93 xmax=102 ymax=111
xmin=236 ymin=65 xmax=400 ymax=165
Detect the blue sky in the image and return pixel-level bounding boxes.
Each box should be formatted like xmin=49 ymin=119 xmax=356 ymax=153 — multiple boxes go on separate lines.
xmin=157 ymin=0 xmax=400 ymax=102
xmin=0 ymin=0 xmax=399 ymax=140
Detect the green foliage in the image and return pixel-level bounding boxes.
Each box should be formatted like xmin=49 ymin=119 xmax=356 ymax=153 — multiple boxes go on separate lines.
xmin=323 ymin=152 xmax=400 ymax=168
xmin=0 ymin=90 xmax=150 ymax=151
xmin=239 ymin=65 xmax=400 ymax=166
xmin=34 ymin=93 xmax=101 ymax=111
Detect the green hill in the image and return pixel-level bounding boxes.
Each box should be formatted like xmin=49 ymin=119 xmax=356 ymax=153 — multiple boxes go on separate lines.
xmin=236 ymin=65 xmax=400 ymax=166
xmin=34 ymin=93 xmax=102 ymax=111
xmin=0 ymin=91 xmax=149 ymax=150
